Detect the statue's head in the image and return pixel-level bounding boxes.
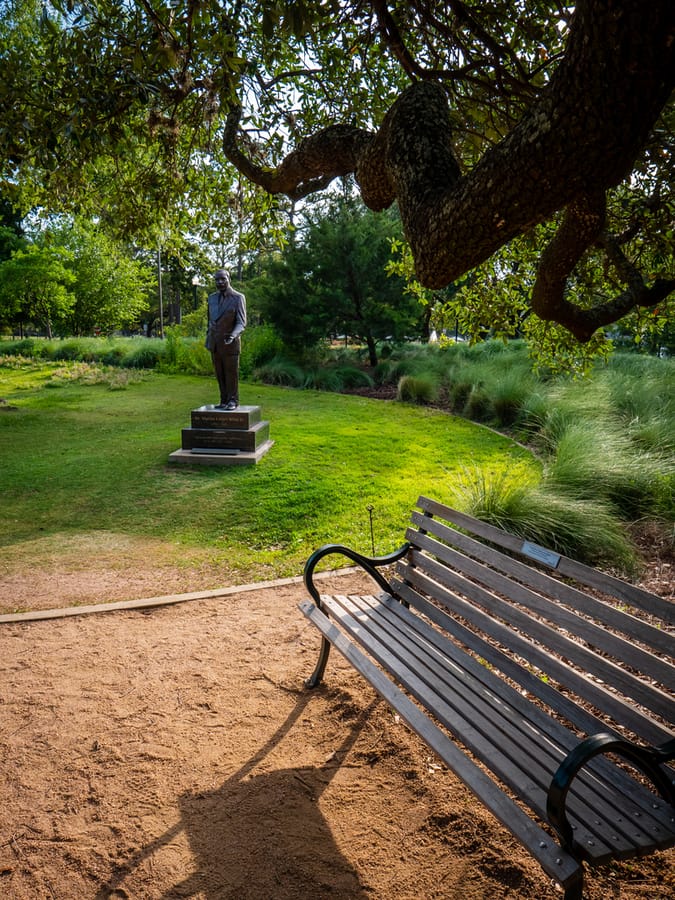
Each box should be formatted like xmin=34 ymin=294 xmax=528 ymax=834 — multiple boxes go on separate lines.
xmin=215 ymin=269 xmax=230 ymax=289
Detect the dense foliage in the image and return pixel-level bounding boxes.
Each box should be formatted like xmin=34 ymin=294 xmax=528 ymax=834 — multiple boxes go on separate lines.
xmin=250 ymin=199 xmax=425 ymax=363
xmin=0 ymin=221 xmax=153 ymax=336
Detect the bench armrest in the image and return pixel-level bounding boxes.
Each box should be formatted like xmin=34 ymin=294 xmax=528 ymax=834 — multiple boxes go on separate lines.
xmin=303 ymin=542 xmax=410 ymax=609
xmin=547 ymin=733 xmax=675 ymax=849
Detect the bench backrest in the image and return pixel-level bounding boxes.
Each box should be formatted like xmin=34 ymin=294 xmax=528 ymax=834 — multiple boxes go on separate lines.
xmin=391 ymin=496 xmax=674 ymax=747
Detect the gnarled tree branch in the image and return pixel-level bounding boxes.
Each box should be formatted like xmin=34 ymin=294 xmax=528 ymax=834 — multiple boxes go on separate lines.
xmin=223 ymin=103 xmax=375 ymax=201
xmin=531 ymin=193 xmax=607 ymax=341
xmin=530 ymin=203 xmax=675 ymax=341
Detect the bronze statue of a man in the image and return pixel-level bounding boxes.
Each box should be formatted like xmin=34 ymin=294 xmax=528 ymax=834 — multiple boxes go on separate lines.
xmin=205 ymin=269 xmax=247 ymax=410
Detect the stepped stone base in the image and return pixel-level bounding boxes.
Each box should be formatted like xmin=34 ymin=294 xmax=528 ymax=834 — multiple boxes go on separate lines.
xmin=169 ymin=405 xmax=273 ymax=466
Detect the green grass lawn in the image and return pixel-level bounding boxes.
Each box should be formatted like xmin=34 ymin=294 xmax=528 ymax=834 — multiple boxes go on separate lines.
xmin=0 ymin=361 xmax=537 ymax=584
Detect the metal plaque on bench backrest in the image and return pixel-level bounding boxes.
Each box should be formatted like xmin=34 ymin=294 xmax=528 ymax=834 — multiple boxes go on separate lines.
xmin=520 ymin=540 xmax=561 ymax=569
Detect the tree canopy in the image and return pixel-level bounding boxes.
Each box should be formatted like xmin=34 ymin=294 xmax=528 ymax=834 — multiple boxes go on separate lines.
xmin=0 ymin=245 xmax=75 ymax=337
xmin=1 ymin=1 xmax=673 ymax=345
xmin=0 ymin=220 xmax=153 ymax=336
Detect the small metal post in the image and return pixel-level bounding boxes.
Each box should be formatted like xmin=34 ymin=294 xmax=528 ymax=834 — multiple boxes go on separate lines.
xmin=367 ymin=505 xmax=375 ymax=555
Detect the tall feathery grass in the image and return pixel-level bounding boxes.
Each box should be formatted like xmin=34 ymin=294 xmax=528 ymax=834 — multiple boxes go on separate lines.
xmin=453 ymin=469 xmax=639 ymax=573
xmin=397 ymin=374 xmax=440 ymax=404
xmin=544 ymin=421 xmax=671 ymax=519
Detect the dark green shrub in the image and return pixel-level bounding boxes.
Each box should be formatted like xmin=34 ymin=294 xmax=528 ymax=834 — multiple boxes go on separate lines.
xmin=0 ymin=338 xmax=40 ymax=358
xmin=122 ymin=344 xmax=165 ymax=369
xmin=240 ymin=325 xmax=284 ymax=378
xmin=253 ymin=356 xmax=305 ymax=387
xmin=373 ymin=359 xmax=396 ymax=385
xmin=181 ymin=341 xmax=212 ymax=376
xmin=101 ymin=346 xmax=127 ymax=366
xmin=161 ymin=328 xmax=184 ymax=372
xmin=51 ymin=339 xmax=89 ymax=361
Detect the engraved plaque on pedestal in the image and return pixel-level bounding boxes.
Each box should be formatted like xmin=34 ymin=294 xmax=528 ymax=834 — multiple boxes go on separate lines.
xmin=191 ymin=405 xmax=262 ymax=430
xmin=181 ymin=421 xmax=270 ymax=452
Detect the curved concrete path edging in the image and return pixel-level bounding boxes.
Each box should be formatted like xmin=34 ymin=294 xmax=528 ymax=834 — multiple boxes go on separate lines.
xmin=0 ymin=566 xmax=359 ymax=624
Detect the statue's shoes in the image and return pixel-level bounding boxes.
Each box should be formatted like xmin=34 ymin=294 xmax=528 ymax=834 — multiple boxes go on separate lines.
xmin=225 ymin=401 xmax=237 ymax=410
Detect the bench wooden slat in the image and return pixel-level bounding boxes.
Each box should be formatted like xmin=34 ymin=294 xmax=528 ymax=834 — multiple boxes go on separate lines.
xmin=397 ymin=562 xmax=673 ymax=747
xmin=392 ymin=576 xmax=625 ymax=738
xmin=298 ymin=597 xmax=585 ymax=892
xmin=410 ymin=510 xmax=673 ymax=658
xmin=401 ymin=544 xmax=675 ymax=729
xmin=405 ymin=528 xmax=675 ymax=695
xmin=416 ymin=496 xmax=675 ymax=623
xmin=327 ymin=596 xmax=568 ymax=822
xmin=323 ymin=592 xmax=672 ymax=857
xmin=373 ymin=588 xmax=675 ymax=836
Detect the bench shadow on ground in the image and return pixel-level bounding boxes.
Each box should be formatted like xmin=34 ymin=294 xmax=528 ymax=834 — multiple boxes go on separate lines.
xmin=98 ymin=690 xmax=377 ymax=899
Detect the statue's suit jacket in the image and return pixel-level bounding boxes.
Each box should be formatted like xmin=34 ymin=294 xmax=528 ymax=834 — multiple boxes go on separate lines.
xmin=205 ymin=288 xmax=247 ymax=353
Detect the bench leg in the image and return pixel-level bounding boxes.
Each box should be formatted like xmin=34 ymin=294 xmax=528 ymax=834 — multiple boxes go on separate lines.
xmin=305 ymin=636 xmax=331 ymax=688
xmin=562 ymin=869 xmax=584 ymax=900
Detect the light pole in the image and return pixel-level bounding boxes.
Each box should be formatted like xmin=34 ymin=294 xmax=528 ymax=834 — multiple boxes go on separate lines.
xmin=157 ymin=248 xmax=164 ymax=338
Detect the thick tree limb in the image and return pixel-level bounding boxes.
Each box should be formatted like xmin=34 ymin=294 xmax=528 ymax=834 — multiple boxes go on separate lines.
xmin=531 ymin=193 xmax=607 ymax=340
xmin=531 ymin=206 xmax=675 ymax=340
xmin=223 ymin=103 xmax=374 ymax=201
xmin=222 ymin=0 xmax=675 ymax=338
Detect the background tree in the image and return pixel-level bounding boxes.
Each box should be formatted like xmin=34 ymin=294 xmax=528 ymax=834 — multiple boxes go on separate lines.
xmin=0 ymin=225 xmax=26 ymax=266
xmin=253 ymin=199 xmax=423 ymax=363
xmin=0 ymin=246 xmax=75 ymax=337
xmin=52 ymin=222 xmax=153 ymax=335
xmin=1 ymin=1 xmax=673 ymax=350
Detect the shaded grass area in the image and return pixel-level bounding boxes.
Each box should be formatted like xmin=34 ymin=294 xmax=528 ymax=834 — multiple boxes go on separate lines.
xmin=0 ymin=364 xmax=535 ymax=585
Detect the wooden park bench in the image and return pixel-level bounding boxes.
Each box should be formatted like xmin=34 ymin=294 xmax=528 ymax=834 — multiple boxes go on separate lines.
xmin=298 ymin=495 xmax=675 ymax=899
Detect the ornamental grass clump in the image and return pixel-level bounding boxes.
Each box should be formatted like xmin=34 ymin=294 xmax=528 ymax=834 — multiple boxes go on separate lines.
xmin=303 ymin=366 xmax=345 ymax=392
xmin=545 ymin=420 xmax=671 ymax=519
xmin=462 ymin=383 xmax=491 ymax=421
xmin=334 ymin=366 xmax=375 ymax=389
xmin=253 ymin=356 xmax=305 ymax=387
xmin=51 ymin=339 xmax=95 ymax=361
xmin=122 ymin=342 xmax=166 ymax=369
xmin=453 ymin=468 xmax=638 ymax=574
xmin=489 ymin=365 xmax=537 ymax=427
xmin=397 ymin=374 xmax=440 ymax=404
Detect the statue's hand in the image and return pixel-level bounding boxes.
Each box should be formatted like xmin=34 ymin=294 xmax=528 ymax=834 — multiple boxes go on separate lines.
xmin=224 ymin=336 xmax=234 ymax=345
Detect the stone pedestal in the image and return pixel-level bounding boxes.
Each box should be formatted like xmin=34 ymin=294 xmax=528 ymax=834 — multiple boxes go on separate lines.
xmin=168 ymin=405 xmax=273 ymax=466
